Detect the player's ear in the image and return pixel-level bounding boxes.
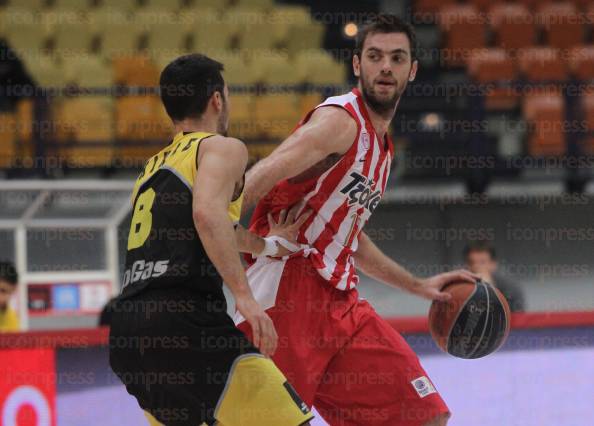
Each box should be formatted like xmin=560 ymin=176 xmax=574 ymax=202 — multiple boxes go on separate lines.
xmin=408 ymin=59 xmax=418 ymax=82
xmin=212 ymin=91 xmax=223 ymax=112
xmin=353 ymin=54 xmax=361 ymax=78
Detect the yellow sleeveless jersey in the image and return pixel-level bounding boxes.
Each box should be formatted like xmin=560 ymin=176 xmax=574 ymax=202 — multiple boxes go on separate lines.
xmin=121 ymin=131 xmax=244 ymax=298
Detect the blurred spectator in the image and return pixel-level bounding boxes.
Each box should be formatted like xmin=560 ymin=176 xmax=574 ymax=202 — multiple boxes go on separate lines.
xmin=0 ymin=38 xmax=35 ymax=111
xmin=463 ymin=242 xmax=525 ymax=312
xmin=0 ymin=260 xmax=20 ymax=332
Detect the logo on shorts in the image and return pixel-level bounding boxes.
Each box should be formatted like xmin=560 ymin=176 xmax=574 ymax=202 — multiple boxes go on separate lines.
xmin=411 ymin=376 xmax=437 ymax=398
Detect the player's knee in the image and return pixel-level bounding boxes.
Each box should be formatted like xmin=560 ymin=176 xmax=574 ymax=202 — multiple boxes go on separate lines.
xmin=423 ymin=412 xmax=450 ymax=426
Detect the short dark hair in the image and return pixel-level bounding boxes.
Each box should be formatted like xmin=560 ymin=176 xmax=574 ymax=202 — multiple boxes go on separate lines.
xmin=159 ymin=53 xmax=225 ymax=122
xmin=463 ymin=241 xmax=496 ymax=260
xmin=0 ymin=261 xmax=18 ymax=286
xmin=355 ymin=14 xmax=417 ymax=62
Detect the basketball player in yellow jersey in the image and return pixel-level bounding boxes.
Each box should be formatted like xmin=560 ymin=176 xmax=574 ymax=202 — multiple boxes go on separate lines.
xmin=109 ymin=54 xmax=313 ymax=426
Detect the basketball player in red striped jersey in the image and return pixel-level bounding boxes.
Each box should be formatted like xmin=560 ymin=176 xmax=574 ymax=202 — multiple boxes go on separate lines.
xmin=236 ymin=15 xmax=477 ymax=426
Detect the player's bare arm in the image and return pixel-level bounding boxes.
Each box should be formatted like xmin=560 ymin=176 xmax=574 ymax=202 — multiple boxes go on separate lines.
xmin=354 ymin=231 xmax=478 ymax=301
xmin=242 ymin=106 xmax=358 ymax=215
xmin=193 ymin=135 xmax=277 ymax=357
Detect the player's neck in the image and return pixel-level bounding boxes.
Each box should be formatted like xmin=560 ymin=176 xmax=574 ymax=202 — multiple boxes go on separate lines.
xmin=364 ymin=105 xmax=395 ymax=140
xmin=174 ymin=116 xmax=218 ymax=135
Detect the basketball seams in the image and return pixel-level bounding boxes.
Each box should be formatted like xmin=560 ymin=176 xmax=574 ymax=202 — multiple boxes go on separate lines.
xmin=444 ymin=282 xmax=478 ymax=354
xmin=467 ymin=280 xmax=492 ymax=358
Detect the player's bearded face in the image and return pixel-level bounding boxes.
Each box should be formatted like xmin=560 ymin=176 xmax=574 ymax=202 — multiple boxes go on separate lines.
xmin=359 ymin=66 xmax=404 ymax=116
xmin=356 ymin=32 xmax=416 ymax=116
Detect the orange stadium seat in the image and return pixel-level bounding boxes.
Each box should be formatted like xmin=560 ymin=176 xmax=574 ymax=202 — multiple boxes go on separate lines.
xmin=438 ymin=4 xmax=486 ymax=66
xmin=467 ymin=48 xmax=519 ymax=110
xmin=112 ymin=55 xmax=160 ymax=86
xmin=52 ymin=97 xmax=115 ymax=167
xmin=228 ymin=93 xmax=258 ymax=140
xmin=568 ymin=46 xmax=594 ymax=80
xmin=414 ymin=0 xmax=456 ymax=19
xmin=0 ymin=113 xmax=16 ymax=169
xmin=489 ymin=3 xmax=536 ymax=51
xmin=253 ymin=94 xmax=302 ymax=139
xmin=466 ymin=0 xmax=496 ymax=11
xmin=523 ymin=92 xmax=566 ymax=156
xmin=518 ymin=48 xmax=567 ymax=82
xmin=537 ymin=2 xmax=584 ymax=50
xmin=115 ymin=96 xmax=173 ymax=163
xmin=299 ymin=93 xmax=323 ymax=117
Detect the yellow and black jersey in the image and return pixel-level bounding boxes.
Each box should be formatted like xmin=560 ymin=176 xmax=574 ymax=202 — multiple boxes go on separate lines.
xmin=121 ymin=131 xmax=244 ymax=298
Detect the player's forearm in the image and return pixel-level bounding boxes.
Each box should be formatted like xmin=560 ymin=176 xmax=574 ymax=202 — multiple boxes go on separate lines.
xmin=193 ymin=208 xmax=253 ymax=299
xmin=234 ymin=224 xmax=265 ymax=255
xmin=354 ymin=232 xmax=423 ymax=294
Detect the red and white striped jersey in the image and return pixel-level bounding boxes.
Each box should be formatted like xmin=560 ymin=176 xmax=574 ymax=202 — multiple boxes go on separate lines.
xmin=248 ymin=88 xmax=394 ymax=290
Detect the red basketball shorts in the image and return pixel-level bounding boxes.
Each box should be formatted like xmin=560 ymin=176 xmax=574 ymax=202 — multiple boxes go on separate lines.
xmin=235 ymin=256 xmax=449 ymax=426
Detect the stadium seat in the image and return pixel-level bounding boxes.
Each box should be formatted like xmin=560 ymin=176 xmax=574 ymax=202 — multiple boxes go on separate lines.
xmin=186 ymin=0 xmax=228 ymax=11
xmin=8 ymin=0 xmax=46 ymax=10
xmin=53 ymin=21 xmax=94 ymax=54
xmin=438 ymin=4 xmax=486 ymax=67
xmin=228 ymin=93 xmax=258 ymax=139
xmin=16 ymin=99 xmax=34 ymax=145
xmin=115 ymin=96 xmax=173 ymax=163
xmin=285 ymin=20 xmax=325 ymax=56
xmin=568 ymin=46 xmax=594 ymax=80
xmin=537 ymin=2 xmax=584 ymax=50
xmin=253 ymin=53 xmax=300 ymax=85
xmin=246 ymin=143 xmax=278 ymax=163
xmin=489 ymin=3 xmax=536 ymax=50
xmin=235 ymin=0 xmax=274 ymax=10
xmin=88 ymin=8 xmax=129 ymax=33
xmin=467 ymin=49 xmax=518 ymax=110
xmin=214 ymin=53 xmax=259 ymax=86
xmin=295 ymin=50 xmax=347 ymax=86
xmin=52 ymin=97 xmax=115 ymax=167
xmin=253 ymin=94 xmax=302 ymax=139
xmin=299 ymin=93 xmax=323 ymax=117
xmin=143 ymin=0 xmax=183 ymax=11
xmin=52 ymin=0 xmax=92 ymax=10
xmin=518 ymin=48 xmax=567 ymax=82
xmin=145 ymin=22 xmax=190 ymax=52
xmin=414 ymin=0 xmax=456 ymax=20
xmin=523 ymin=92 xmax=566 ymax=156
xmin=5 ymin=22 xmax=48 ymax=53
xmin=99 ymin=0 xmax=138 ymax=14
xmin=64 ymin=55 xmax=113 ymax=87
xmin=0 ymin=113 xmax=16 ymax=168
xmin=186 ymin=9 xmax=234 ymax=53
xmin=466 ymin=0 xmax=495 ymax=11
xmin=22 ymin=54 xmax=67 ymax=88
xmin=112 ymin=55 xmax=160 ymax=86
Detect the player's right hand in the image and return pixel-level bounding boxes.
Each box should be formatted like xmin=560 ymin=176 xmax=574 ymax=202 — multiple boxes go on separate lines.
xmin=235 ymin=295 xmax=278 ymax=357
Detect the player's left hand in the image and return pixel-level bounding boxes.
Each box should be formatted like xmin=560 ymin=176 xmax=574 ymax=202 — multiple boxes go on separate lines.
xmin=266 ymin=205 xmax=312 ymax=257
xmin=415 ymin=269 xmax=480 ymax=302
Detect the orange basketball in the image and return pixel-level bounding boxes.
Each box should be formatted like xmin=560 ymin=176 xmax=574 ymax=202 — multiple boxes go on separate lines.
xmin=428 ymin=279 xmax=511 ymax=359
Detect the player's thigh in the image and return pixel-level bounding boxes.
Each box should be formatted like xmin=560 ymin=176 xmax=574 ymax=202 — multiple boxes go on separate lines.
xmin=314 ymin=302 xmax=449 ymax=426
xmin=215 ymin=354 xmax=313 ymax=426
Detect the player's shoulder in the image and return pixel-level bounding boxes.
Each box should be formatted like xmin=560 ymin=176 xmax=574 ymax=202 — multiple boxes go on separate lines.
xmin=199 ymin=135 xmax=248 ymax=162
xmin=305 ymin=105 xmax=358 ymax=141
